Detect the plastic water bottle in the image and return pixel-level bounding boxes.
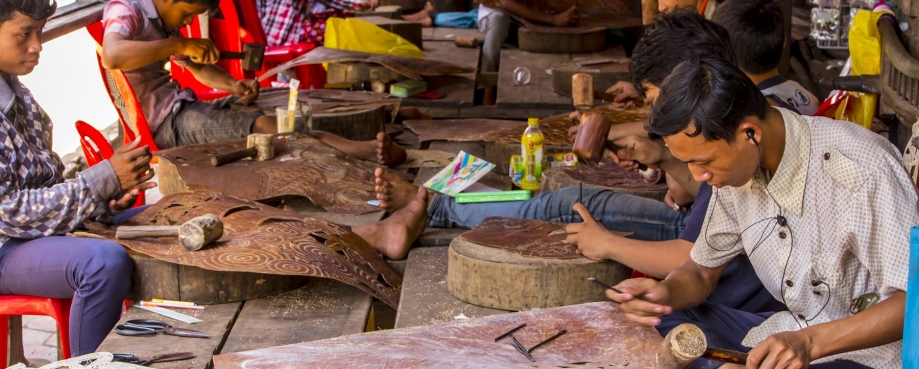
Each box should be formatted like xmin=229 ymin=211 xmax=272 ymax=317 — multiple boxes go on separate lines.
xmin=520 ymin=117 xmax=545 ymax=190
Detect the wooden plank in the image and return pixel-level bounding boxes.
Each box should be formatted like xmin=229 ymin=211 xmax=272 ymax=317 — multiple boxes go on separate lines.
xmin=355 ymin=5 xmax=403 ymax=19
xmin=403 ymin=41 xmax=478 ymax=108
xmin=220 ymin=279 xmax=372 ymax=355
xmin=496 ymin=49 xmax=571 ymax=110
xmin=280 ymin=197 xmax=385 ymax=227
xmin=97 ymin=302 xmax=243 ymax=369
xmin=43 ymin=0 xmax=104 ymax=43
xmin=426 ymin=27 xmax=485 ymax=42
xmin=394 ymin=246 xmax=507 ymax=329
xmin=414 ymin=105 xmax=570 ymax=119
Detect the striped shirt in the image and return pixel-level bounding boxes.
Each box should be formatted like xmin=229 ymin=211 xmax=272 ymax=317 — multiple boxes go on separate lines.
xmin=102 ymin=0 xmax=196 ymax=135
xmin=0 ymin=76 xmax=122 ymax=246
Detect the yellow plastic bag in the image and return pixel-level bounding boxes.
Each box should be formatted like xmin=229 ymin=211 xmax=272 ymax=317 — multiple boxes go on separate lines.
xmin=324 ymin=17 xmax=425 ymax=59
xmin=836 ymin=10 xmax=882 ymax=129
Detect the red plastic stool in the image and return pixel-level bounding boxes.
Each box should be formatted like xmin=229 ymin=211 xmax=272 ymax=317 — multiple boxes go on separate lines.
xmin=0 ymin=295 xmax=72 ymax=365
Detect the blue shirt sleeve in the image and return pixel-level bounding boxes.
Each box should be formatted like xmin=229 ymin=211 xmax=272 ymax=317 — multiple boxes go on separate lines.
xmin=678 ymin=182 xmax=712 ymax=242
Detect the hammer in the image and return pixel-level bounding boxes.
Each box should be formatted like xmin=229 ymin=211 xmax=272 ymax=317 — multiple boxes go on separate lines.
xmin=211 ymin=133 xmax=275 ymax=167
xmin=220 ymin=43 xmax=265 ymax=71
xmin=115 ymin=214 xmax=224 ymax=251
xmin=657 ymin=323 xmax=748 ymax=369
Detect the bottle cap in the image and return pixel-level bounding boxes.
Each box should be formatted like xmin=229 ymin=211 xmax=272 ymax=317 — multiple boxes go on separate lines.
xmin=527 ymin=118 xmax=539 ymax=126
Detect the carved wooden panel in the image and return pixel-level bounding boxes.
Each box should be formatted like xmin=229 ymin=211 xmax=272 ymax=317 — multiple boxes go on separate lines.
xmin=260 ymin=47 xmax=476 ymax=82
xmin=212 ymin=302 xmax=661 ymax=368
xmin=460 ymin=217 xmax=630 ymax=259
xmin=84 ymin=187 xmax=402 ymax=307
xmin=156 ymin=133 xmax=380 ymax=215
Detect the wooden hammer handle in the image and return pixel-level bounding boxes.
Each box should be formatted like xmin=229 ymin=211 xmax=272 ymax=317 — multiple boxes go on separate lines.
xmin=211 ymin=147 xmax=258 ymax=167
xmin=116 ymin=225 xmax=180 ymax=239
xmin=220 ymin=51 xmax=246 ymax=59
xmin=703 ymin=348 xmax=748 ymax=365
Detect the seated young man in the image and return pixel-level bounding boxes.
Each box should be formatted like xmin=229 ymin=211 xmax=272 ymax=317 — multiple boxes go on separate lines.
xmin=101 ymin=0 xmax=406 ymax=165
xmin=0 ymin=0 xmax=157 ymax=354
xmin=712 ymin=0 xmax=818 ymax=115
xmin=602 ymin=1 xmax=817 ymax=119
xmin=610 ymin=56 xmax=911 ymax=369
xmin=477 ymin=0 xmax=578 ymax=72
xmin=373 ymin=12 xmax=783 ymax=320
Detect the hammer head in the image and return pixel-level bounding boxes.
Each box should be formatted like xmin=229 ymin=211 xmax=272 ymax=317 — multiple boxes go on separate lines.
xmin=246 ymin=133 xmax=275 ymax=161
xmin=240 ymin=43 xmax=265 ymax=71
xmin=178 ymin=214 xmax=224 ymax=251
xmin=657 ymin=323 xmax=706 ymax=369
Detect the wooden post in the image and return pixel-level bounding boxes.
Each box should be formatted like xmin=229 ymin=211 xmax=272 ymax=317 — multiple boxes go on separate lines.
xmin=905 ymin=226 xmax=919 ymax=366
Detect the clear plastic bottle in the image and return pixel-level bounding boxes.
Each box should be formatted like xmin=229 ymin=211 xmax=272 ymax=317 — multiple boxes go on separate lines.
xmin=520 ymin=117 xmax=545 ymax=190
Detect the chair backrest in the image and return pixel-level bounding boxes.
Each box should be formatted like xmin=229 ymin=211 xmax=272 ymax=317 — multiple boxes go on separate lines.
xmin=86 ymin=22 xmax=160 ymax=153
xmin=75 ymin=120 xmax=114 ymax=167
xmin=231 ymin=0 xmax=269 ymax=46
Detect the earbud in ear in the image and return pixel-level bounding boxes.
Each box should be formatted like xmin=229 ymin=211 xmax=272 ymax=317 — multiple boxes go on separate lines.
xmin=811 ymin=279 xmax=822 ymax=287
xmin=746 ymin=129 xmax=758 ymax=146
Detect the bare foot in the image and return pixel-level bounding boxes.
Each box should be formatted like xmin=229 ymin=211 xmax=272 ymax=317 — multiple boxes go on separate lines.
xmin=419 ymin=15 xmax=433 ymax=27
xmin=353 ymin=187 xmax=428 ymax=260
xmin=374 ymin=167 xmax=421 ymax=211
xmin=312 ymin=131 xmax=406 ymax=167
xmin=402 ymin=2 xmax=434 ymax=23
xmin=376 ymin=132 xmax=407 ymax=167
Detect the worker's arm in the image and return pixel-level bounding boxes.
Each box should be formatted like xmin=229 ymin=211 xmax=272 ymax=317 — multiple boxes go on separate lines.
xmin=101 ymin=33 xmax=218 ymax=71
xmin=182 ymin=62 xmax=260 ymax=105
xmin=567 ymin=209 xmax=693 ymax=278
xmin=608 ymin=259 xmax=727 ymax=325
xmin=747 ymin=291 xmax=905 ymax=368
xmin=494 ymin=0 xmax=578 ymax=26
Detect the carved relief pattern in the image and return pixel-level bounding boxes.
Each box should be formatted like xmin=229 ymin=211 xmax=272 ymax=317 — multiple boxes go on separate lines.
xmin=85 ymin=187 xmax=402 ymax=307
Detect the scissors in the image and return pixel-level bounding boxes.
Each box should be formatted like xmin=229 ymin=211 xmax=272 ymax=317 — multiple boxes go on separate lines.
xmin=114 ymin=319 xmax=210 ymax=338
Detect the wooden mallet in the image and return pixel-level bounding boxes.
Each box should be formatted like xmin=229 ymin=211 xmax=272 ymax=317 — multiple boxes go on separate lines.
xmin=657 ymin=323 xmax=748 ymax=369
xmin=211 ymin=133 xmax=275 ymax=167
xmin=220 ymin=43 xmax=265 ymax=71
xmin=115 ymin=214 xmax=224 ymax=251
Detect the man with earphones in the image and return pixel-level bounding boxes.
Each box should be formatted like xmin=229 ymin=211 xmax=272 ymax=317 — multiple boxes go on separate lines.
xmin=608 ymin=55 xmax=913 ymax=369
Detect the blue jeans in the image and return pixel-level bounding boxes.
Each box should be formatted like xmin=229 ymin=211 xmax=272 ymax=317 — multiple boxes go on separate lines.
xmin=659 ymin=302 xmax=871 ymax=369
xmin=0 ymin=206 xmax=147 ymax=355
xmin=428 ymin=187 xmax=689 ymax=242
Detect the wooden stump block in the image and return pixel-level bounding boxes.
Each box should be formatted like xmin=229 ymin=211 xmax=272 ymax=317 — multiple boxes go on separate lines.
xmin=326 ymin=62 xmax=405 ymax=85
xmin=552 ymin=57 xmax=630 ymax=97
xmin=541 ymin=164 xmax=667 ymax=201
xmin=309 ymin=106 xmax=384 ymax=141
xmin=518 ymin=26 xmax=606 ymax=54
xmin=126 ymin=250 xmax=309 ymax=305
xmin=360 ymin=16 xmax=423 ymax=49
xmin=447 ymin=236 xmax=629 ymax=311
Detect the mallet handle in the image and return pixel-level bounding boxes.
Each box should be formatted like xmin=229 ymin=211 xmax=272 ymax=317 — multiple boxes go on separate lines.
xmin=220 ymin=51 xmax=245 ymax=59
xmin=703 ymin=348 xmax=748 ymax=365
xmin=211 ymin=147 xmax=258 ymax=167
xmin=116 ymin=225 xmax=179 ymax=239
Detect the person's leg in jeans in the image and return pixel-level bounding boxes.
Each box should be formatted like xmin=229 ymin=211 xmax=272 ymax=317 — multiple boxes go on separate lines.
xmin=428 ymin=186 xmax=689 ymax=241
xmin=0 ymin=206 xmax=147 ymax=355
xmin=481 ymin=11 xmax=511 ymax=73
xmin=0 ymin=237 xmax=133 ymax=355
xmin=655 ymin=302 xmax=871 ymax=369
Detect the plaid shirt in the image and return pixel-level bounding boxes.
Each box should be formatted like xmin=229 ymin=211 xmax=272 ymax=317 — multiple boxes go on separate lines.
xmin=258 ymin=0 xmax=365 ymax=46
xmin=0 ymin=77 xmax=122 ymax=246
xmin=103 ymin=0 xmax=196 ymax=135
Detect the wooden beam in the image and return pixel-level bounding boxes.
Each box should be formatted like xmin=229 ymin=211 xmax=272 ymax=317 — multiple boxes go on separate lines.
xmin=43 ymin=1 xmax=105 ymax=43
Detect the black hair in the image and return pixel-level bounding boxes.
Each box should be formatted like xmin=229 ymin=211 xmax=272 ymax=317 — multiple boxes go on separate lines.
xmin=0 ymin=0 xmax=57 ymax=24
xmin=711 ymin=0 xmax=784 ymax=75
xmin=629 ymin=8 xmax=735 ymax=95
xmin=646 ymin=56 xmax=768 ymax=143
xmin=174 ymin=0 xmax=220 ymax=13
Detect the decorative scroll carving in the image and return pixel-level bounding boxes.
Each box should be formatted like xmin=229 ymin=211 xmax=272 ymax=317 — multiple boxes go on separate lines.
xmin=84 ymin=187 xmax=402 ymax=307
xmin=156 ymin=133 xmax=380 ymax=214
xmin=460 ymin=217 xmax=629 ymax=259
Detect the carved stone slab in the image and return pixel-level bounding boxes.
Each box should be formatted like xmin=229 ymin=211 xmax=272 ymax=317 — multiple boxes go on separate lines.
xmin=212 ymin=302 xmax=661 ymax=369
xmin=156 ymin=133 xmax=380 ymax=215
xmin=84 ymin=186 xmax=402 ymax=307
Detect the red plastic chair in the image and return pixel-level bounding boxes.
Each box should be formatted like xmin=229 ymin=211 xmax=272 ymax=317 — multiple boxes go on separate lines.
xmin=75 ymin=120 xmax=146 ymax=208
xmin=85 ymin=22 xmax=161 ymax=158
xmin=0 ymin=296 xmax=72 ymax=365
